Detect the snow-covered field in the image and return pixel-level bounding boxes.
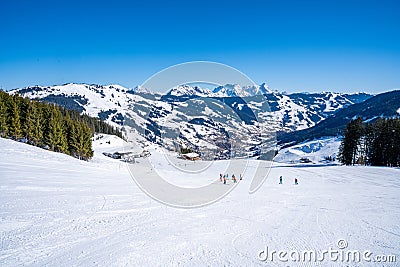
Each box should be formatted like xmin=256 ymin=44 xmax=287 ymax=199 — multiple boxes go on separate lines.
xmin=275 ymin=137 xmax=341 ymax=164
xmin=1 ymin=137 xmax=399 ymax=266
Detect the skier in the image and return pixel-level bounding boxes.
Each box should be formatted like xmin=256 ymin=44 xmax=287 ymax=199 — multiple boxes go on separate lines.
xmin=223 ymin=176 xmax=226 ymax=185
xmin=294 ymin=178 xmax=298 ymax=185
xmin=220 ymin=173 xmax=223 ymax=182
xmin=240 ymin=174 xmax=243 ymax=180
xmin=279 ymin=176 xmax=283 ymax=184
xmin=232 ymin=174 xmax=237 ymax=183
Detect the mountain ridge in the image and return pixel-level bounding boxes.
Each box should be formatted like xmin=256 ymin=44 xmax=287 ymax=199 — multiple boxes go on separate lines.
xmin=278 ymin=90 xmax=400 ymax=145
xmin=8 ymin=82 xmax=376 ymax=158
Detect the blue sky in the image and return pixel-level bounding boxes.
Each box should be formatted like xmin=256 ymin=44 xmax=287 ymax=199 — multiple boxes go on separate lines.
xmin=0 ymin=0 xmax=399 ymax=93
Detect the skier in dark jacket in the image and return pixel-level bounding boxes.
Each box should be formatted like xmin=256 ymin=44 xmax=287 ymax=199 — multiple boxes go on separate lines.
xmin=295 ymin=178 xmax=298 ymax=185
xmin=279 ymin=176 xmax=283 ymax=184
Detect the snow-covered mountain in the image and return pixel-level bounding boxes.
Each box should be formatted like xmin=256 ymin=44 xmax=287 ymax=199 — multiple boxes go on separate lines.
xmin=212 ymin=83 xmax=272 ymax=97
xmin=132 ymin=85 xmax=152 ymax=94
xmin=279 ymin=90 xmax=400 ymax=145
xmin=163 ymin=83 xmax=272 ymax=99
xmin=168 ymin=85 xmax=212 ymax=97
xmin=9 ymin=83 xmax=372 ymax=159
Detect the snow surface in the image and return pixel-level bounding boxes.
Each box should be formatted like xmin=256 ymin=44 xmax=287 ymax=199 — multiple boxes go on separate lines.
xmin=275 ymin=137 xmax=341 ymax=163
xmin=1 ymin=137 xmax=399 ymax=266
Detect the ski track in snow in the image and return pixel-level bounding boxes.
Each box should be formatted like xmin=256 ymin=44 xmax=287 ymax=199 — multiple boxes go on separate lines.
xmin=0 ymin=137 xmax=399 ymax=266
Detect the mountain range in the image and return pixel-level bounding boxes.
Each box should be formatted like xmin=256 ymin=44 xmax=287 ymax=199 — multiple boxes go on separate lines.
xmin=9 ymin=83 xmax=398 ymax=159
xmin=278 ymin=90 xmax=400 ymax=145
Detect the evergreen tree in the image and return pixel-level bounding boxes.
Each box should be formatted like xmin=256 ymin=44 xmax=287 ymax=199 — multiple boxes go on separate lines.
xmin=18 ymin=96 xmax=30 ymax=137
xmin=370 ymin=118 xmax=386 ymax=166
xmin=24 ymin=102 xmax=36 ymax=141
xmin=0 ymin=91 xmax=9 ymax=136
xmin=82 ymin=123 xmax=94 ymax=160
xmin=46 ymin=105 xmax=68 ymax=153
xmin=31 ymin=101 xmax=44 ymax=145
xmin=7 ymin=97 xmax=22 ymax=139
xmin=338 ymin=117 xmax=364 ymax=165
xmin=393 ymin=119 xmax=400 ymax=167
xmin=0 ymin=91 xmax=122 ymax=161
xmin=69 ymin=121 xmax=92 ymax=160
xmin=364 ymin=123 xmax=374 ymax=165
xmin=341 ymin=117 xmax=400 ymax=167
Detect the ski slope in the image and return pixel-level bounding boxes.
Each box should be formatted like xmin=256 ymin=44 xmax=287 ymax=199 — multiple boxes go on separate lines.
xmin=0 ymin=137 xmax=399 ymax=266
xmin=275 ymin=137 xmax=341 ymax=164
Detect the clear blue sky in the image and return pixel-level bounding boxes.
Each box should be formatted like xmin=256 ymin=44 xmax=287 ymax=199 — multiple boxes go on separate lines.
xmin=0 ymin=0 xmax=399 ymax=93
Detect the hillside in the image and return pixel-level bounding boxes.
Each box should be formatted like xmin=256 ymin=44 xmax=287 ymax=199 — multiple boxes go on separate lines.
xmin=0 ymin=91 xmax=122 ymax=160
xmin=278 ymin=90 xmax=400 ymax=145
xmin=9 ymin=83 xmax=372 ymax=159
xmin=275 ymin=136 xmax=341 ymax=164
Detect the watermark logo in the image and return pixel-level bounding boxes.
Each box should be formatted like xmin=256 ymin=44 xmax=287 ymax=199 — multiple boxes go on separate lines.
xmin=124 ymin=61 xmax=276 ymax=208
xmin=336 ymin=238 xmax=348 ymax=249
xmin=258 ymin=239 xmax=397 ymax=263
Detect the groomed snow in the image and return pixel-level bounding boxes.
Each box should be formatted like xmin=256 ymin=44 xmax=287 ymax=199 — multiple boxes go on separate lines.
xmin=0 ymin=137 xmax=399 ymax=266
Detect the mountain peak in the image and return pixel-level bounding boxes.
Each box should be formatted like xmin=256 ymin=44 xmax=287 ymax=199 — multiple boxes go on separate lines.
xmin=165 ymin=83 xmax=272 ymax=98
xmin=167 ymin=84 xmax=212 ymax=97
xmin=133 ymin=85 xmax=151 ymax=94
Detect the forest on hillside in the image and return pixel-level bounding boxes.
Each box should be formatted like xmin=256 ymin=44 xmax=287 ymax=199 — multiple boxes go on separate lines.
xmin=338 ymin=117 xmax=400 ymax=167
xmin=0 ymin=90 xmax=123 ymax=160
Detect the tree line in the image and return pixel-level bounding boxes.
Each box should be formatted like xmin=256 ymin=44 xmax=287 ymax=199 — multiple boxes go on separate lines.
xmin=338 ymin=117 xmax=400 ymax=167
xmin=0 ymin=90 xmax=123 ymax=160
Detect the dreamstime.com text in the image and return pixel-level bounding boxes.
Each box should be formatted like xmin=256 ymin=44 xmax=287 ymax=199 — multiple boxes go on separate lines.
xmin=258 ymin=239 xmax=396 ymax=263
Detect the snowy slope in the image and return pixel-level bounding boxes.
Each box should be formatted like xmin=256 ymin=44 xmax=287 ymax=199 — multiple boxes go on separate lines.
xmin=10 ymin=83 xmax=137 ymax=128
xmin=275 ymin=137 xmax=341 ymax=163
xmin=1 ymin=138 xmax=399 ymax=266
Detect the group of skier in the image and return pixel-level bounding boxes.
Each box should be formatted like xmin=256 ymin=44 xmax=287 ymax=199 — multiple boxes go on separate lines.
xmin=218 ymin=173 xmax=298 ymax=185
xmin=279 ymin=175 xmax=298 ymax=185
xmin=219 ymin=173 xmax=242 ymax=184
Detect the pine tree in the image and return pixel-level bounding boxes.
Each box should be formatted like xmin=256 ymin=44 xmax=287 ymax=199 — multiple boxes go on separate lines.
xmin=338 ymin=117 xmax=364 ymax=165
xmin=32 ymin=101 xmax=44 ymax=146
xmin=0 ymin=91 xmax=119 ymax=161
xmin=386 ymin=118 xmax=400 ymax=167
xmin=46 ymin=105 xmax=68 ymax=153
xmin=393 ymin=119 xmax=400 ymax=167
xmin=364 ymin=123 xmax=374 ymax=165
xmin=69 ymin=121 xmax=92 ymax=160
xmin=18 ymin=96 xmax=30 ymax=137
xmin=0 ymin=91 xmax=9 ymax=137
xmin=68 ymin=122 xmax=79 ymax=157
xmin=371 ymin=118 xmax=386 ymax=166
xmin=82 ymin=123 xmax=93 ymax=160
xmin=64 ymin=110 xmax=75 ymax=155
xmin=350 ymin=118 xmax=400 ymax=167
xmin=24 ymin=102 xmax=36 ymax=141
xmin=7 ymin=97 xmax=22 ymax=139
